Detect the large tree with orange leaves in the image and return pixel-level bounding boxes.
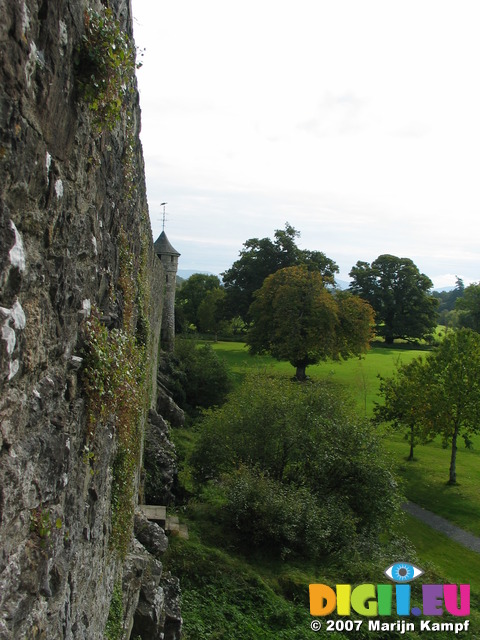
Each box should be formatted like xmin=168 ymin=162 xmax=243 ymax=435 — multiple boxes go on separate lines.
xmin=247 ymin=266 xmax=375 ymax=380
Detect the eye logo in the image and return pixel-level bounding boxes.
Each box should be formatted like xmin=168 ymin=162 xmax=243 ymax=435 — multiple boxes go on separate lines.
xmin=384 ymin=562 xmax=424 ymax=583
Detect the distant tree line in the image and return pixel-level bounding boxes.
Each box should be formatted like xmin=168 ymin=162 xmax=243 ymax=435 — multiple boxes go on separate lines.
xmin=433 ymin=277 xmax=480 ymax=331
xmin=175 ymin=223 xmax=479 ymax=372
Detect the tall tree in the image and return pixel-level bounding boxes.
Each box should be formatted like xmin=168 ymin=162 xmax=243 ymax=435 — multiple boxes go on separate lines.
xmin=197 ymin=287 xmax=227 ymax=340
xmin=222 ymin=223 xmax=338 ymax=321
xmin=456 ymin=282 xmax=480 ymax=332
xmin=176 ymin=273 xmax=221 ymax=330
xmin=377 ymin=329 xmax=480 ymax=484
xmin=375 ymin=358 xmax=432 ymax=460
xmin=247 ymin=266 xmax=374 ymax=380
xmin=349 ymin=254 xmax=438 ymax=344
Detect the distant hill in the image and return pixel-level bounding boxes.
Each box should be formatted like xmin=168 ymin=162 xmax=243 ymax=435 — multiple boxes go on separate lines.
xmin=177 ymin=269 xmax=217 ymax=280
xmin=177 ymin=270 xmax=351 ymax=288
xmin=336 ymin=279 xmax=350 ymax=290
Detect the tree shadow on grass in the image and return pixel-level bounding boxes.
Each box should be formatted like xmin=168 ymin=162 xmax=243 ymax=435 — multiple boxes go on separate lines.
xmin=396 ymin=462 xmax=479 ymax=535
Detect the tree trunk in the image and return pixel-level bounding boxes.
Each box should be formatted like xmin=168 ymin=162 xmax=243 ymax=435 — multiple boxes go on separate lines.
xmin=407 ymin=426 xmax=415 ymax=461
xmin=449 ymin=426 xmax=459 ymax=484
xmin=295 ymin=364 xmax=307 ymax=381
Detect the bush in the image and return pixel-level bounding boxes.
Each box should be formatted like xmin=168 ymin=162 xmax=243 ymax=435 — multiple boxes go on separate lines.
xmin=192 ymin=373 xmax=402 ymax=556
xmin=222 ymin=466 xmax=357 ymax=559
xmin=160 ymin=339 xmax=232 ymax=416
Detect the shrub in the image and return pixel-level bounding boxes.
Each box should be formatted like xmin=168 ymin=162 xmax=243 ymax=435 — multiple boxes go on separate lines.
xmin=160 ymin=339 xmax=232 ymax=416
xmin=192 ymin=373 xmax=402 ymax=555
xmin=222 ymin=466 xmax=357 ymax=559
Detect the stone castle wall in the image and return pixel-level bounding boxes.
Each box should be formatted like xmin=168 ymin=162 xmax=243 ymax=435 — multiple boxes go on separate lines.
xmin=0 ymin=1 xmax=177 ymax=638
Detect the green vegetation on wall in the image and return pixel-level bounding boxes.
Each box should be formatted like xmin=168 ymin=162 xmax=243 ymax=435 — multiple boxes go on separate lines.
xmin=77 ymin=7 xmax=141 ymax=131
xmin=82 ymin=233 xmax=150 ymax=559
xmin=104 ymin=581 xmax=124 ymax=640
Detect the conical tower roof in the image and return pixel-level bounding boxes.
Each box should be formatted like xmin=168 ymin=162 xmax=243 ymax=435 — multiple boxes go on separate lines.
xmin=154 ymin=231 xmax=180 ymax=257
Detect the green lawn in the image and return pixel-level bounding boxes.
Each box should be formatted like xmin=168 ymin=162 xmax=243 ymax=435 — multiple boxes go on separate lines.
xmin=210 ymin=341 xmax=422 ymax=416
xmin=209 ymin=340 xmax=480 ymax=535
xmin=385 ymin=432 xmax=480 ymax=535
xmin=399 ymin=514 xmax=480 ymax=594
xmin=169 ymin=338 xmax=480 ymax=638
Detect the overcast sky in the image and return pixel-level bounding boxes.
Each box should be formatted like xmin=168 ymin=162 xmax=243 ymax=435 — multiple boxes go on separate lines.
xmin=131 ymin=0 xmax=480 ymax=288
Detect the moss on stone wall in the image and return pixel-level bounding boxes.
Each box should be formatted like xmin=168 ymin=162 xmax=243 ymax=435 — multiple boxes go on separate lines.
xmin=82 ymin=231 xmax=153 ymax=559
xmin=77 ymin=6 xmax=140 ymax=131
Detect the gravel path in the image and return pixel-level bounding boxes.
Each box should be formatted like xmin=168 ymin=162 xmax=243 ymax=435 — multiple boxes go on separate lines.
xmin=404 ymin=501 xmax=480 ymax=554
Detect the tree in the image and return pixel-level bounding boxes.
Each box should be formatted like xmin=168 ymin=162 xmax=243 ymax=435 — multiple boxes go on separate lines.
xmin=377 ymin=329 xmax=480 ymax=483
xmin=456 ymin=282 xmax=480 ymax=332
xmin=176 ymin=274 xmax=222 ymax=330
xmin=197 ymin=287 xmax=227 ymax=340
xmin=433 ymin=276 xmax=465 ymax=324
xmin=349 ymin=254 xmax=438 ymax=344
xmin=159 ymin=338 xmax=232 ymax=416
xmin=375 ymin=358 xmax=432 ymax=460
xmin=222 ymin=223 xmax=338 ymax=321
xmin=247 ymin=266 xmax=374 ymax=380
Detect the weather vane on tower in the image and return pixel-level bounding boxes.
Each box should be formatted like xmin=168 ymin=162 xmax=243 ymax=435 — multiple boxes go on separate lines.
xmin=161 ymin=202 xmax=168 ymax=231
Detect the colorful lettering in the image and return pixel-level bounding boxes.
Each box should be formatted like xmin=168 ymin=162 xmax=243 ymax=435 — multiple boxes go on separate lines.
xmin=444 ymin=584 xmax=470 ymax=616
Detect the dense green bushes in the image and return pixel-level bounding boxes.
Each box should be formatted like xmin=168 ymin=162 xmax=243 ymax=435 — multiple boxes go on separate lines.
xmin=191 ymin=374 xmax=402 ymax=559
xmin=160 ymin=338 xmax=232 ymax=416
xmin=222 ymin=466 xmax=356 ymax=558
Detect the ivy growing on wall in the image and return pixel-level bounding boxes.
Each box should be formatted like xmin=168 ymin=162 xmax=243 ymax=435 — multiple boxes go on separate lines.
xmin=104 ymin=580 xmax=124 ymax=640
xmin=77 ymin=7 xmax=142 ymax=131
xmin=82 ymin=231 xmax=151 ymax=559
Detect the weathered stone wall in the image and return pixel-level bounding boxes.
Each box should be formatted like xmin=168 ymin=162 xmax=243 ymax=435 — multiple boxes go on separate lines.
xmin=0 ymin=1 xmax=175 ymax=638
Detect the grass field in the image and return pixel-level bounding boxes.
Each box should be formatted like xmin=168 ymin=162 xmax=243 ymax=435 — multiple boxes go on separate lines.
xmin=206 ymin=340 xmax=480 ymax=576
xmin=210 ymin=341 xmax=425 ymax=416
xmin=169 ymin=338 xmax=480 ymax=637
xmin=386 ymin=433 xmax=480 ymax=535
xmin=166 ymin=510 xmax=480 ymax=640
xmin=398 ymin=514 xmax=480 ymax=594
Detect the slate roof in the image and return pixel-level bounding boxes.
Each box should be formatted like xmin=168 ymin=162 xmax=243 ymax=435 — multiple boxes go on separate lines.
xmin=154 ymin=231 xmax=180 ymax=257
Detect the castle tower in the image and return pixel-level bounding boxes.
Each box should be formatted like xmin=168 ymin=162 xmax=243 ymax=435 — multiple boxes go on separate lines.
xmin=154 ymin=230 xmax=180 ymax=352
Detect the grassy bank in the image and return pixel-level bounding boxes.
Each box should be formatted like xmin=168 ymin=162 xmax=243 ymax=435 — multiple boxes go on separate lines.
xmin=210 ymin=341 xmax=422 ymax=416
xmin=166 ymin=508 xmax=480 ymax=639
xmin=208 ymin=341 xmax=480 ymax=543
xmin=169 ymin=339 xmax=479 ymax=638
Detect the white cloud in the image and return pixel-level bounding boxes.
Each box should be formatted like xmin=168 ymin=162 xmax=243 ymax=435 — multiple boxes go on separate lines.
xmin=132 ymin=0 xmax=480 ymax=285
